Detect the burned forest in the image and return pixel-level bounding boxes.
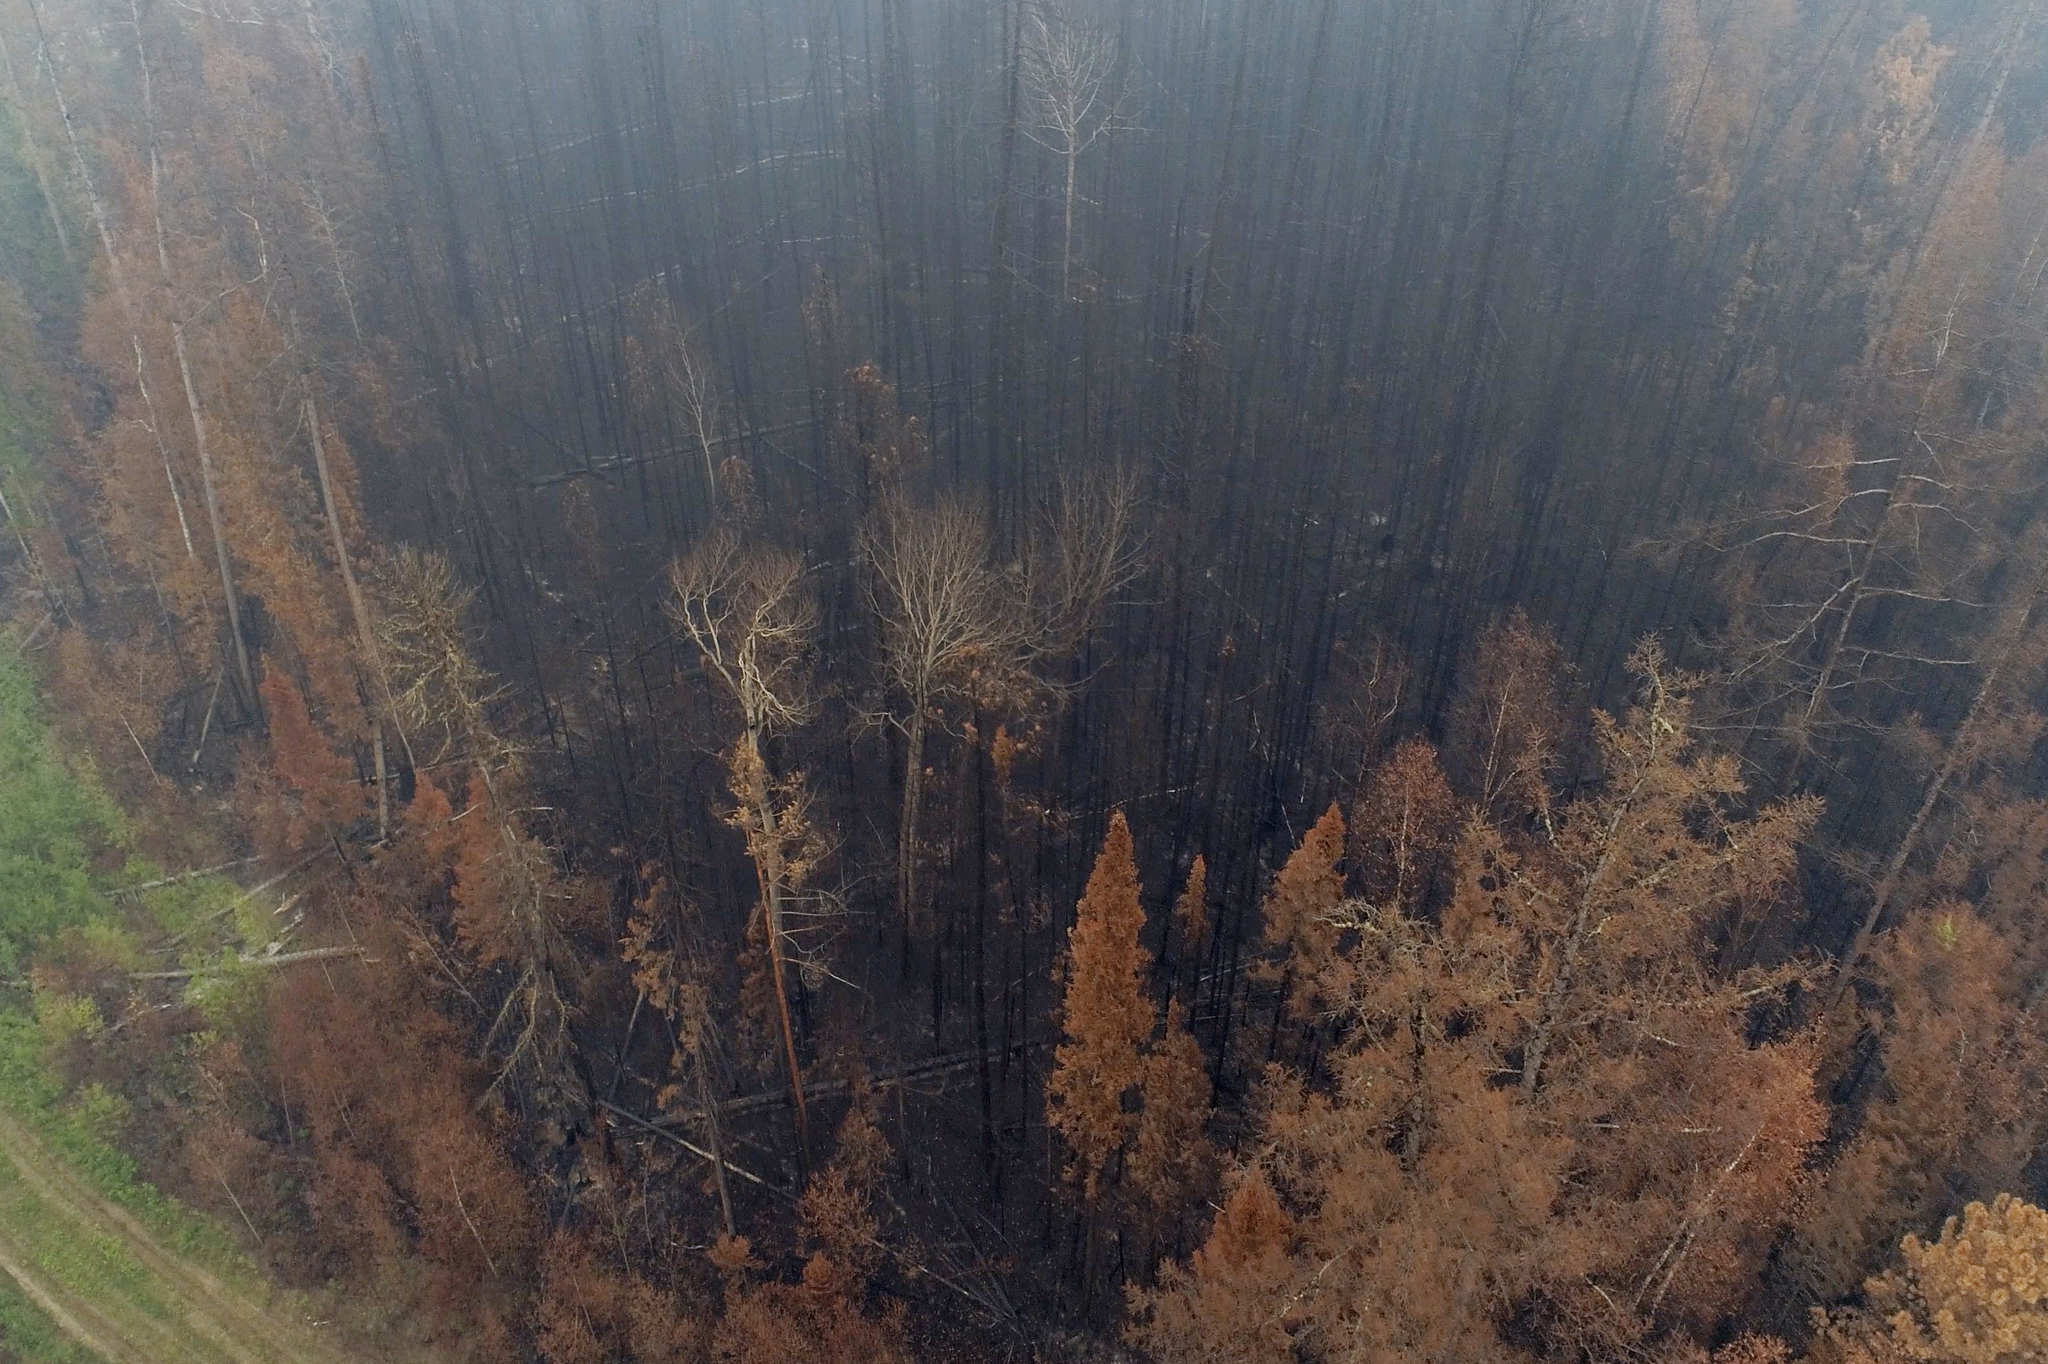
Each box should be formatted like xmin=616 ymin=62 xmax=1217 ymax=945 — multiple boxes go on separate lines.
xmin=0 ymin=0 xmax=2044 ymax=1359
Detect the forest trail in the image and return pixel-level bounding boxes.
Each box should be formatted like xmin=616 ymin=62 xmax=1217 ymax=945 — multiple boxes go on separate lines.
xmin=0 ymin=1105 xmax=358 ymax=1364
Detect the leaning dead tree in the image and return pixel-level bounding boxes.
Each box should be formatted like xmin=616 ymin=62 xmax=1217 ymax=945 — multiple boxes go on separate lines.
xmin=1691 ymin=261 xmax=2042 ymax=796
xmin=666 ymin=530 xmax=836 ymax=1160
xmin=1825 ymin=549 xmax=2048 ymax=1015
xmin=1018 ymin=1 xmax=1133 ymax=301
xmin=860 ymin=497 xmax=1032 ymax=941
xmin=378 ymin=548 xmax=585 ymax=1117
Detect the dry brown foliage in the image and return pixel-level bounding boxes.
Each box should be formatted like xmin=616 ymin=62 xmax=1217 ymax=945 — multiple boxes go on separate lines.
xmin=536 ymin=1229 xmax=706 ymax=1364
xmin=1816 ymin=1195 xmax=2048 ymax=1364
xmin=1789 ymin=906 xmax=2047 ymax=1307
xmin=1788 ymin=738 xmax=2048 ymax=1310
xmin=246 ymin=670 xmax=365 ymax=853
xmin=1444 ymin=610 xmax=1570 ymax=819
xmin=1047 ymin=810 xmax=1153 ymax=1202
xmin=1349 ymin=738 xmax=1457 ymax=916
xmin=1127 ymin=1170 xmax=1295 ymax=1363
xmin=260 ymin=917 xmax=535 ymax=1354
xmin=1137 ymin=644 xmax=1827 ymax=1363
xmin=1127 ymin=999 xmax=1215 ymax=1234
xmin=711 ymin=1269 xmax=913 ymax=1364
xmin=1255 ymin=803 xmax=1346 ymax=1022
xmin=1173 ymin=855 xmax=1208 ymax=961
xmin=798 ymin=1092 xmax=893 ymax=1293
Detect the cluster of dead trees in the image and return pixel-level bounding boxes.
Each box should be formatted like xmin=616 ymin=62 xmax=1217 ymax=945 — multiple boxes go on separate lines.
xmin=1 ymin=0 xmax=2047 ymax=1361
xmin=1018 ymin=622 xmax=2041 ymax=1363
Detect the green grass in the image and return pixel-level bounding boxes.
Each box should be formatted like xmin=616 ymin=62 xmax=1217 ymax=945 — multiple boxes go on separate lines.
xmin=0 ymin=655 xmax=127 ymax=979
xmin=0 ymin=1004 xmax=253 ymax=1276
xmin=0 ymin=1148 xmax=238 ymax=1364
xmin=0 ymin=1272 xmax=97 ymax=1364
xmin=0 ymin=1161 xmax=163 ymax=1319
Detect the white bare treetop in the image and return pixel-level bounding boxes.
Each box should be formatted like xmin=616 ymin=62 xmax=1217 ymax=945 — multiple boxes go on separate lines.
xmin=666 ymin=529 xmax=818 ymax=737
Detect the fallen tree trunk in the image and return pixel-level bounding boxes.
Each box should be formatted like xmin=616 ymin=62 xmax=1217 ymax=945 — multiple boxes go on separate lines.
xmin=133 ymin=945 xmax=368 ymax=982
xmin=647 ymin=1040 xmax=1056 ymax=1125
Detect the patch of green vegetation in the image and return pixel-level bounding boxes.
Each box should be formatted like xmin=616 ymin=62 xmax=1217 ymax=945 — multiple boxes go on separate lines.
xmin=0 ymin=644 xmax=269 ymax=1363
xmin=0 ymin=1011 xmax=249 ymax=1274
xmin=0 ymin=628 xmax=251 ymax=977
xmin=128 ymin=870 xmax=245 ymax=951
xmin=0 ymin=1146 xmax=237 ymax=1364
xmin=0 ymin=649 xmax=254 ymax=1286
xmin=181 ymin=954 xmax=270 ymax=1036
xmin=0 ymin=1272 xmax=98 ymax=1364
xmin=0 ymin=655 xmax=125 ymax=980
xmin=0 ymin=1163 xmax=163 ymax=1321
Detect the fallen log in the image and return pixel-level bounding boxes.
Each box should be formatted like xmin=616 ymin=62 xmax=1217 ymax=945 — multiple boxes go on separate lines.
xmin=133 ymin=945 xmax=369 ymax=981
xmin=648 ymin=1040 xmax=1055 ymax=1125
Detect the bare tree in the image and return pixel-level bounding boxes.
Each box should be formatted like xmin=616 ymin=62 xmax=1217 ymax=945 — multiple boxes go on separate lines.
xmin=667 ymin=530 xmax=829 ymax=1156
xmin=1018 ymin=1 xmax=1132 ymax=301
xmin=636 ymin=295 xmax=723 ymax=517
xmin=669 ymin=531 xmax=818 ymax=741
xmin=1694 ymin=247 xmax=2042 ymax=796
xmin=1025 ymin=467 xmax=1147 ymax=655
xmin=860 ymin=497 xmax=1030 ymax=938
xmin=379 ymin=548 xmax=501 ymax=766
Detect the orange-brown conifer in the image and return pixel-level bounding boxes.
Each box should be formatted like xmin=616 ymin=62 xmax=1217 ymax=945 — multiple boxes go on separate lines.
xmin=1129 ymin=999 xmax=1215 ymax=1231
xmin=255 ymin=670 xmax=365 ymax=851
xmin=1351 ymin=738 xmax=1457 ymax=914
xmin=1257 ymin=803 xmax=1346 ymax=1020
xmin=1047 ymin=810 xmax=1153 ymax=1201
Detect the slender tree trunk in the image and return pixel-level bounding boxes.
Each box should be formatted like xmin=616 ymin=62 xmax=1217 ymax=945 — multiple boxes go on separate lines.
xmin=742 ymin=724 xmax=809 ymax=1162
xmin=972 ymin=705 xmax=995 ymax=1195
xmin=1824 ymin=570 xmax=2044 ymax=1013
xmin=306 ymin=395 xmax=410 ymax=836
xmin=697 ymin=408 xmax=718 ymax=521
xmin=1782 ymin=564 xmax=1867 ymax=791
xmin=1636 ymin=1122 xmax=1767 ymax=1315
xmin=131 ymin=340 xmax=195 ymax=559
xmin=0 ymin=30 xmax=73 ymax=269
xmin=985 ymin=0 xmax=1021 ymax=532
xmin=1062 ymin=146 xmax=1077 ymax=302
xmin=127 ymin=3 xmax=257 ymax=712
xmin=171 ymin=322 xmax=257 ymax=713
xmin=690 ymin=1029 xmax=737 ymax=1236
xmin=899 ymin=701 xmax=927 ymax=941
xmin=1401 ymin=1001 xmax=1427 ymax=1165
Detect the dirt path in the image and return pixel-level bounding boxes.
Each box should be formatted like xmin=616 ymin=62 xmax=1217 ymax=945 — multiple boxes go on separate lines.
xmin=0 ymin=1106 xmax=358 ymax=1364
